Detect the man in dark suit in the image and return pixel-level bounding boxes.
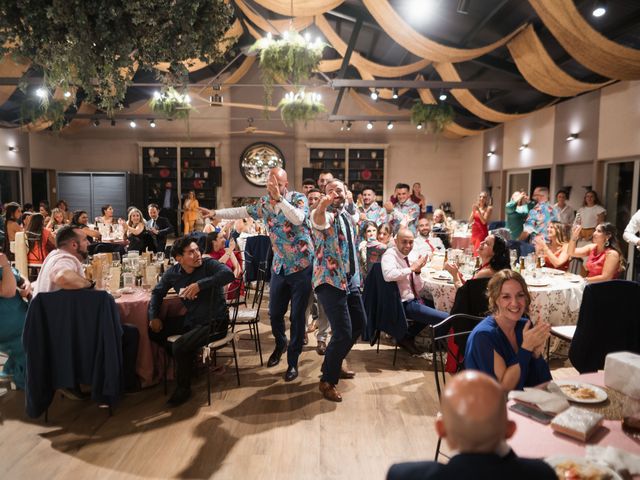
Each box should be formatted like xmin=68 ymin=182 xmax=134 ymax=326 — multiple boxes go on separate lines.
xmin=387 ymin=371 xmax=556 ymax=480
xmin=160 ymin=181 xmax=178 ymax=233
xmin=146 ymin=203 xmax=173 ymax=253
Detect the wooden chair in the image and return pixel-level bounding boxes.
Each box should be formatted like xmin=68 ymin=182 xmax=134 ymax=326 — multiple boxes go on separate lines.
xmin=232 ymin=267 xmax=267 ymax=366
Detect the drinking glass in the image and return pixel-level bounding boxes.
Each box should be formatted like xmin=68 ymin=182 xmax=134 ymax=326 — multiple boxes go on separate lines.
xmin=111 ymin=252 xmax=121 ymax=267
xmin=155 ymin=252 xmax=165 ymax=263
xmin=510 ymin=250 xmax=518 ymax=268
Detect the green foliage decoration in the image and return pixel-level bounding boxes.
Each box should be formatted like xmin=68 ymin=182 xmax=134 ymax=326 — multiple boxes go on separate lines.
xmin=149 ymin=87 xmax=192 ymax=120
xmin=411 ymin=101 xmax=455 ymax=134
xmin=0 ymin=0 xmax=234 ymax=116
xmin=19 ymin=95 xmax=72 ymax=131
xmin=278 ymin=90 xmax=325 ymax=127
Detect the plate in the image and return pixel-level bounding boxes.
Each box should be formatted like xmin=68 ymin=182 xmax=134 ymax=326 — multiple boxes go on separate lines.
xmin=110 ymin=292 xmax=122 ymax=299
xmin=567 ymin=276 xmax=583 ymax=283
xmin=117 ymin=287 xmax=135 ymax=295
xmin=545 ymin=455 xmax=621 ymax=480
xmin=525 ymin=278 xmax=549 ymax=287
xmin=432 ymin=272 xmax=452 ymax=281
xmin=554 ymin=381 xmax=608 ymax=404
xmin=542 ymin=267 xmax=565 ymax=275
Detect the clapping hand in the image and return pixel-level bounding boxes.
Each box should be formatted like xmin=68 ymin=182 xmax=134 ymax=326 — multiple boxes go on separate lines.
xmin=383 ymin=201 xmax=394 ymax=213
xmin=410 ymin=255 xmax=427 ymax=273
xmin=522 ymin=320 xmax=551 ymax=355
xmin=443 ymin=261 xmax=459 ymax=277
xmin=266 ymin=172 xmax=281 ymax=203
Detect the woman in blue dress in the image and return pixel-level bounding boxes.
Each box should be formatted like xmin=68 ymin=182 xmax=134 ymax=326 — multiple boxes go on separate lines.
xmin=0 ymin=252 xmax=31 ymax=389
xmin=465 ymin=269 xmax=551 ymax=391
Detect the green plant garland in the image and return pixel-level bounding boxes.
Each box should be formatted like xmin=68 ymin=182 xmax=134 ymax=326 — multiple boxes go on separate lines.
xmin=149 ymin=87 xmax=193 ymax=120
xmin=411 ymin=101 xmax=455 ymax=133
xmin=20 ymin=96 xmax=72 ymax=131
xmin=278 ymin=91 xmax=325 ymax=127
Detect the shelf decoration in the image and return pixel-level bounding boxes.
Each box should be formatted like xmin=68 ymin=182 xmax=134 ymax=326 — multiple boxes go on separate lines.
xmin=411 ymin=101 xmax=455 ymax=134
xmin=250 ymin=29 xmax=326 ymax=107
xmin=278 ymin=90 xmax=325 ymax=127
xmin=150 ymin=87 xmax=193 ymax=120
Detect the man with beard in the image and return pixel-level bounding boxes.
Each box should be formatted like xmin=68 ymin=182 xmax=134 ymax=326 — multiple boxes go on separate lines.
xmin=358 ymin=187 xmax=386 ymax=229
xmin=413 ymin=217 xmax=445 ymax=257
xmin=385 ymin=183 xmax=421 ymax=235
xmin=200 ymin=168 xmax=314 ymax=383
xmin=311 ymin=179 xmax=366 ymax=402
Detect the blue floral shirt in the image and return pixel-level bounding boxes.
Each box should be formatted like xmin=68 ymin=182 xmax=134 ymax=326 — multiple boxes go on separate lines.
xmin=246 ymin=192 xmax=314 ymax=275
xmin=311 ymin=206 xmax=361 ymax=291
xmin=388 ymin=200 xmax=421 ymax=234
xmin=358 ymin=201 xmax=387 ymax=229
xmin=523 ymin=201 xmax=557 ymax=242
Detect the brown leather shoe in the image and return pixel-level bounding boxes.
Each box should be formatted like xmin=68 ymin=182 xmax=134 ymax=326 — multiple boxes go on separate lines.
xmin=316 ymin=340 xmax=327 ymax=356
xmin=397 ymin=337 xmax=421 ymax=356
xmin=339 ymin=368 xmax=356 ymax=379
xmin=319 ymin=381 xmax=342 ymax=402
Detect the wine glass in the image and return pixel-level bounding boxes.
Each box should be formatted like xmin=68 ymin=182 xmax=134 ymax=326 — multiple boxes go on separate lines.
xmin=510 ymin=250 xmax=518 ymax=269
xmin=111 ymin=252 xmax=121 ymax=267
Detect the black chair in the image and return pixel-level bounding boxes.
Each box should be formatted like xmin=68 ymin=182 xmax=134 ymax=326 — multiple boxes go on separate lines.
xmin=429 ymin=313 xmax=483 ymax=461
xmin=450 ymin=277 xmax=490 ymax=357
xmin=569 ymin=280 xmax=640 ymax=373
xmin=231 ymin=267 xmax=267 ymax=366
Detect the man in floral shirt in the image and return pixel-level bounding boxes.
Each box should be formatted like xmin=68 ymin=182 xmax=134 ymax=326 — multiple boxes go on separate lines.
xmin=201 ymin=168 xmax=313 ymax=382
xmin=520 ymin=186 xmax=557 ymax=243
xmin=358 ymin=187 xmax=387 ymax=230
xmin=385 ymin=183 xmax=421 ymax=235
xmin=311 ymin=179 xmax=366 ymax=403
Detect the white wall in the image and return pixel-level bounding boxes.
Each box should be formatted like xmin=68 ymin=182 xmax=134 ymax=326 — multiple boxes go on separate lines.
xmin=598 ymin=80 xmax=640 ymax=160
xmin=503 ymin=106 xmax=555 ymax=170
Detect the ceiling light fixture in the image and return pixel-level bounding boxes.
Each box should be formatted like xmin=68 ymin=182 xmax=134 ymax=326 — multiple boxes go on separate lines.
xmin=592 ymin=0 xmax=607 ymax=17
xmin=63 ymin=91 xmax=72 ymax=98
xmin=392 ymin=88 xmax=398 ymax=100
xmin=149 ymin=119 xmax=157 ymax=128
xmin=486 ymin=150 xmax=494 ymax=157
xmin=366 ymin=121 xmax=374 ymax=130
xmin=129 ymin=120 xmax=137 ymax=128
xmin=340 ymin=121 xmax=345 ymax=131
xmin=519 ymin=143 xmax=529 ymax=151
xmin=566 ymin=133 xmax=579 ymax=141
xmin=439 ymin=91 xmax=448 ymax=101
xmin=370 ymin=89 xmax=379 ymax=101
xmin=416 ymin=122 xmax=423 ymax=130
xmin=346 ymin=121 xmax=352 ymax=131
xmin=387 ymin=121 xmax=394 ymax=130
xmin=92 ymin=119 xmax=100 ymax=127
xmin=35 ymin=88 xmax=48 ymax=98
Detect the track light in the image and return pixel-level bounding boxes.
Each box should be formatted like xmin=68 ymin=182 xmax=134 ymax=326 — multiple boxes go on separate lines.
xmin=110 ymin=119 xmax=116 ymax=127
xmin=366 ymin=121 xmax=374 ymax=130
xmin=566 ymin=133 xmax=579 ymax=142
xmin=519 ymin=143 xmax=528 ymax=151
xmin=592 ymin=0 xmax=606 ymax=17
xmin=387 ymin=121 xmax=394 ymax=130
xmin=149 ymin=119 xmax=157 ymax=128
xmin=392 ymin=88 xmax=398 ymax=100
xmin=416 ymin=122 xmax=423 ymax=130
xmin=439 ymin=91 xmax=448 ymax=101
xmin=486 ymin=150 xmax=494 ymax=157
xmin=346 ymin=121 xmax=352 ymax=131
xmin=340 ymin=121 xmax=345 ymax=131
xmin=370 ymin=90 xmax=379 ymax=101
xmin=92 ymin=119 xmax=100 ymax=127
xmin=129 ymin=120 xmax=137 ymax=128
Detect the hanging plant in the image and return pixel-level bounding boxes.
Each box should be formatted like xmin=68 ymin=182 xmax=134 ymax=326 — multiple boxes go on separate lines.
xmin=278 ymin=90 xmax=325 ymax=127
xmin=149 ymin=87 xmax=193 ymax=120
xmin=250 ymin=29 xmax=326 ymax=106
xmin=0 ymin=0 xmax=234 ymax=116
xmin=411 ymin=101 xmax=455 ymax=134
xmin=20 ymin=94 xmax=73 ymax=131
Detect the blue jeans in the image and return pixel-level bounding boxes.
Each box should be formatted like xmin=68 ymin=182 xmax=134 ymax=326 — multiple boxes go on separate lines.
xmin=315 ymin=277 xmax=366 ymax=385
xmin=403 ymin=300 xmax=448 ymax=338
xmin=269 ymin=266 xmax=313 ymax=368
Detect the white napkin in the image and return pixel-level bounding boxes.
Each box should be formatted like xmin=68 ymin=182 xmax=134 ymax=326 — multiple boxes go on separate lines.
xmin=508 ymin=388 xmax=570 ymax=414
xmin=586 ymin=446 xmax=640 ymax=475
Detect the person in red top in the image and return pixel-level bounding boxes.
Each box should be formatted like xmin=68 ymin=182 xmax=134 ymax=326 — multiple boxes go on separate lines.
xmin=568 ymin=223 xmax=625 ymax=282
xmin=534 ymin=221 xmax=570 ymax=271
xmin=206 ymin=230 xmax=242 ymax=300
xmin=25 ymin=213 xmax=55 ymax=264
xmin=469 ymin=191 xmax=493 ymax=255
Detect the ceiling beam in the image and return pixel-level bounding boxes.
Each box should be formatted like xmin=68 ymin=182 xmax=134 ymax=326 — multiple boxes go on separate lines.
xmin=331 ymin=79 xmax=529 ymax=89
xmin=459 ymin=0 xmax=511 ymax=46
xmin=331 ymin=16 xmax=363 ymax=116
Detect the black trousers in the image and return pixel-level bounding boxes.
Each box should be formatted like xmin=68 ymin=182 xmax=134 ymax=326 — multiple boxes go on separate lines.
xmin=122 ymin=323 xmax=140 ymax=391
xmin=148 ymin=317 xmax=223 ymax=389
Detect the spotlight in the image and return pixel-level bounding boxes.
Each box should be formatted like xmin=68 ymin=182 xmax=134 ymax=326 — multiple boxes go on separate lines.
xmin=346 ymin=121 xmax=352 ymax=131
xmin=392 ymin=88 xmax=398 ymax=100
xmin=35 ymin=88 xmax=48 ymax=98
xmin=486 ymin=151 xmax=494 ymax=157
xmin=340 ymin=121 xmax=345 ymax=131
xmin=387 ymin=121 xmax=394 ymax=130
xmin=370 ymin=90 xmax=379 ymax=101
xmin=110 ymin=119 xmax=116 ymax=127
xmin=416 ymin=122 xmax=423 ymax=130
xmin=566 ymin=133 xmax=579 ymax=142
xmin=519 ymin=143 xmax=529 ymax=151
xmin=439 ymin=92 xmax=448 ymax=101
xmin=129 ymin=120 xmax=137 ymax=128
xmin=149 ymin=119 xmax=157 ymax=128
xmin=592 ymin=0 xmax=606 ymax=17
xmin=366 ymin=121 xmax=374 ymax=130
xmin=63 ymin=91 xmax=72 ymax=98
xmin=92 ymin=119 xmax=100 ymax=127
xmin=153 ymin=91 xmax=162 ymax=100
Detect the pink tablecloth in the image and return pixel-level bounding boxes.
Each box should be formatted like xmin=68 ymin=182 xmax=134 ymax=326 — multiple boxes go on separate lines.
xmin=116 ymin=291 xmax=185 ymax=387
xmin=509 ymin=372 xmax=640 ymax=458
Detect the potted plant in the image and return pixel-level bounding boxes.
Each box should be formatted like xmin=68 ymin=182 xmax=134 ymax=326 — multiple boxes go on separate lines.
xmin=411 ymin=101 xmax=455 ymax=134
xmin=278 ymin=90 xmax=325 ymax=127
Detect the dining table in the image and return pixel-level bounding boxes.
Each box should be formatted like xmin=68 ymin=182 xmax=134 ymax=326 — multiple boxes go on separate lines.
xmin=509 ymin=371 xmax=640 ymax=465
xmin=115 ymin=289 xmax=185 ymax=387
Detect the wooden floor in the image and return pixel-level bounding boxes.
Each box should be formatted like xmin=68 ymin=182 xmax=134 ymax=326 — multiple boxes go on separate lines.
xmin=0 ymin=317 xmax=575 ymax=480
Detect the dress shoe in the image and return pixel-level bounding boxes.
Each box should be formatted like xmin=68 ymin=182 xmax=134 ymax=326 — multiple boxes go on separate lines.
xmin=319 ymin=381 xmax=342 ymax=402
xmin=397 ymin=336 xmax=421 ymax=356
xmin=267 ymin=343 xmax=287 ymax=367
xmin=339 ymin=367 xmax=356 ymax=379
xmin=166 ymin=387 xmax=192 ymax=407
xmin=316 ymin=340 xmax=327 ymax=356
xmin=284 ymin=366 xmax=298 ymax=382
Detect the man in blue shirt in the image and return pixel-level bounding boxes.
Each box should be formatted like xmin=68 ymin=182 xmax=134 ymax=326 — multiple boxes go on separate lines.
xmin=148 ymin=236 xmax=235 ymax=407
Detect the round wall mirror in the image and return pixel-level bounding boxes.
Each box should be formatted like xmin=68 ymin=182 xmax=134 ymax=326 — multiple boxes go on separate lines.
xmin=239 ymin=142 xmax=285 ymax=186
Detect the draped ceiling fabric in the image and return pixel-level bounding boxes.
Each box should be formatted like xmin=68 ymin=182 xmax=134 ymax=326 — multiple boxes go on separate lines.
xmin=347 ymin=89 xmax=409 ymax=118
xmin=235 ymin=0 xmax=313 ymax=35
xmin=434 ymin=63 xmax=526 ymax=123
xmin=507 ymin=25 xmax=610 ymax=97
xmin=252 ymin=0 xmax=343 ymax=17
xmin=361 ymin=0 xmax=524 ymax=63
xmin=528 ymin=0 xmax=640 ymax=80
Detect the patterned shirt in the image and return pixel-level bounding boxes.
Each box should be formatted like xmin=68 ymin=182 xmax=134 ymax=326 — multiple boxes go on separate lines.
xmin=311 ymin=206 xmax=361 ymax=291
xmin=358 ymin=201 xmax=387 ymax=229
xmin=388 ymin=199 xmax=421 ymax=234
xmin=523 ymin=201 xmax=557 ymax=242
xmin=246 ymin=192 xmax=314 ymax=275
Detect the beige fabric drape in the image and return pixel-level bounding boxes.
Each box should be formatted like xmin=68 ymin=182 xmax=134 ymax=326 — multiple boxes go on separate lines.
xmin=253 ymin=0 xmax=343 ymax=17
xmin=528 ymin=0 xmax=640 ymax=80
xmin=507 ymin=24 xmax=610 ymax=96
xmin=347 ymin=89 xmax=409 ymax=118
xmin=221 ymin=56 xmax=256 ymax=91
xmin=236 ymin=0 xmax=313 ymax=35
xmin=434 ymin=63 xmax=526 ymax=123
xmin=318 ymin=58 xmax=343 ymax=73
xmin=0 ymin=54 xmax=30 ymax=105
xmin=354 ymin=67 xmax=409 ymax=100
xmin=362 ymin=0 xmax=524 ymax=63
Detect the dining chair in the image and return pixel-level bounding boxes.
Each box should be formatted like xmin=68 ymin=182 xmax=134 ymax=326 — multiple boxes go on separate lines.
xmin=230 ymin=266 xmax=267 ymax=366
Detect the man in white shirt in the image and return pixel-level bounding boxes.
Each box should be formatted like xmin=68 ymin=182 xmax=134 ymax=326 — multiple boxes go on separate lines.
xmin=413 ymin=217 xmax=445 ymax=257
xmin=381 ymin=228 xmax=448 ymax=355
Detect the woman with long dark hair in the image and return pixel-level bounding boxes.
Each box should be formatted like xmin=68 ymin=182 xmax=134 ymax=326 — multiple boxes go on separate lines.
xmin=71 ymin=210 xmax=101 ymax=241
xmin=2 ymin=203 xmax=23 ymax=260
xmin=445 ymin=234 xmax=510 ymax=290
xmin=568 ymin=222 xmax=625 ymax=282
xmin=25 ymin=213 xmax=55 ymax=264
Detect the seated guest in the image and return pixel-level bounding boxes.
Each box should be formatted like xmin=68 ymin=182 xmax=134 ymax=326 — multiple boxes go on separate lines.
xmin=534 ymin=221 xmax=570 ymax=271
xmin=71 ymin=210 xmax=101 ymax=241
xmin=444 ymin=234 xmax=510 ymax=289
xmin=568 ymin=223 xmax=625 ymax=282
xmin=358 ymin=221 xmax=378 ymax=274
xmin=381 ymin=228 xmax=448 ymax=355
xmin=25 ymin=213 xmax=55 ymax=264
xmin=56 ymin=199 xmax=73 ymax=223
xmin=38 ymin=203 xmax=51 ymax=225
xmin=206 ymin=231 xmax=242 ymax=300
xmin=465 ymin=270 xmax=551 ymax=391
xmin=46 ymin=207 xmax=67 ymax=231
xmin=431 ymin=208 xmax=451 ymax=249
xmin=120 ymin=207 xmax=156 ymax=252
xmin=146 ymin=203 xmax=173 ymax=253
xmin=377 ymin=223 xmax=393 ymax=247
xmin=96 ymin=204 xmax=116 ymax=225
xmin=148 ymin=236 xmax=235 ymax=406
xmin=387 ymin=370 xmax=556 ymax=480
xmin=413 ymin=216 xmax=444 ymax=257
xmin=2 ymin=202 xmax=24 ymax=259
xmin=34 ymin=226 xmax=140 ymax=393
xmin=0 ymin=251 xmax=32 ymax=389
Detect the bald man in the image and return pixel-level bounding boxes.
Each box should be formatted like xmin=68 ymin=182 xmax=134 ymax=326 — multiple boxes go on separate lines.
xmin=201 ymin=168 xmax=314 ymax=382
xmin=387 ymin=371 xmax=555 ymax=480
